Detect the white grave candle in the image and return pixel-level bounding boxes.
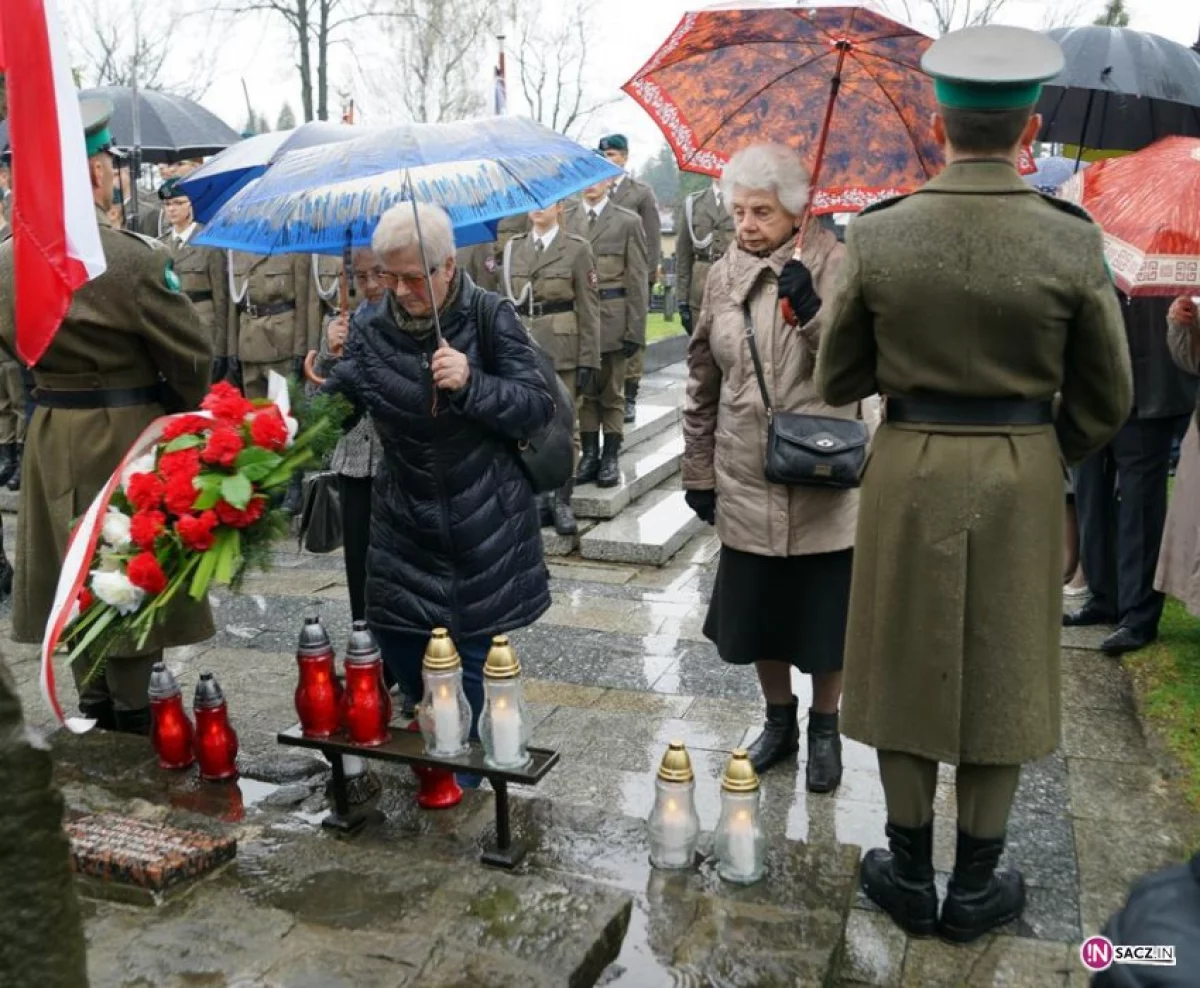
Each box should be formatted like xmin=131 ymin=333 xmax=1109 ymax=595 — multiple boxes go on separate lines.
xmin=656 ymin=797 xmax=692 ymax=867
xmin=490 ymin=694 xmax=521 ymax=765
xmin=432 ymin=683 xmax=460 ymax=752
xmin=726 ymin=809 xmax=756 ymax=878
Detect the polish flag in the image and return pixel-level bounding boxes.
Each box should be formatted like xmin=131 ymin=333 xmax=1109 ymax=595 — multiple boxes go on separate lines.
xmin=0 ymin=0 xmax=106 ymax=367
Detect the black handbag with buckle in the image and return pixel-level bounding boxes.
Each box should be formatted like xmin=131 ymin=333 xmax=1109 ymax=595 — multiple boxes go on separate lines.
xmin=743 ymin=305 xmax=867 ymax=489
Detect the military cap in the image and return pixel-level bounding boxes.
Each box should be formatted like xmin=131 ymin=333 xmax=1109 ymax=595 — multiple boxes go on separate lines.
xmin=81 ymin=97 xmax=123 ymax=158
xmin=598 ymin=134 xmax=629 ymax=154
xmin=157 ymin=177 xmax=186 ymax=201
xmin=921 ymin=25 xmax=1064 ymax=111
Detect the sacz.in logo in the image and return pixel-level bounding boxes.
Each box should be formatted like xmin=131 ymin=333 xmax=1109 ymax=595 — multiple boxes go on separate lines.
xmin=1080 ymin=936 xmax=1177 ymax=972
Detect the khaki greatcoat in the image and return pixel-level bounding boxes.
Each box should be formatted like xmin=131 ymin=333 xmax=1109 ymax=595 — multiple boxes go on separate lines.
xmin=503 ymin=229 xmax=601 ymax=372
xmin=0 ymin=207 xmax=215 ymax=645
xmin=564 ymin=201 xmax=648 ymax=353
xmin=676 ymin=186 xmax=736 ymax=313
xmin=816 ymin=161 xmax=1133 ymax=765
xmin=161 ymin=225 xmax=232 ymax=358
xmin=682 ymin=224 xmax=858 ymax=557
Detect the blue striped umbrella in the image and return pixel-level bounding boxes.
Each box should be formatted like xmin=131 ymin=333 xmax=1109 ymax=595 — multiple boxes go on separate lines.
xmin=194 ymin=116 xmax=622 ymax=255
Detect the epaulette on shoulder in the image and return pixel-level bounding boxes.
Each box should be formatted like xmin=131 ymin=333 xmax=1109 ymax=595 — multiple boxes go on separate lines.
xmin=565 ymin=232 xmax=591 ymax=246
xmin=856 ymin=194 xmax=911 ymax=218
xmin=1036 ymin=193 xmax=1094 ymax=224
xmin=612 ymin=202 xmax=641 ymax=221
xmin=116 ymin=228 xmax=167 ymax=250
xmin=509 ymin=231 xmax=530 ymax=243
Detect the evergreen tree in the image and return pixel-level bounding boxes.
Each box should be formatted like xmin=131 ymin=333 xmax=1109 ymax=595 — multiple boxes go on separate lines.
xmin=277 ymin=102 xmax=297 ymax=131
xmin=1094 ymin=0 xmax=1130 ymax=26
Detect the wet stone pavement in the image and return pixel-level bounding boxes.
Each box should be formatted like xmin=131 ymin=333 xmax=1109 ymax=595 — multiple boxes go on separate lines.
xmin=2 ymin=492 xmax=1199 ymax=984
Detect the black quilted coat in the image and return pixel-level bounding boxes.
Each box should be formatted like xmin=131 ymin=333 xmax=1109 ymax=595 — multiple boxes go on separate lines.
xmin=326 ymin=275 xmax=554 ymax=639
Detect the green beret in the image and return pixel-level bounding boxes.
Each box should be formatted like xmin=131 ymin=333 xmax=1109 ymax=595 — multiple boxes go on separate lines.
xmin=922 ymin=25 xmax=1064 ymax=111
xmin=598 ymin=134 xmax=628 ymax=154
xmin=158 ymin=177 xmax=185 ymax=201
xmin=81 ymin=97 xmax=117 ymax=157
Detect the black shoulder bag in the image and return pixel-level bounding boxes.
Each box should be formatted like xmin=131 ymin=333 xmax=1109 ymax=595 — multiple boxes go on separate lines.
xmin=743 ymin=305 xmax=867 ymax=489
xmin=473 ymin=289 xmax=576 ymax=494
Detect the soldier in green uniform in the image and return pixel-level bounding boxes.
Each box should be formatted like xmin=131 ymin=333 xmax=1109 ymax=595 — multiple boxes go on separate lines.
xmin=0 ymin=99 xmax=215 ymax=735
xmin=565 ymin=179 xmax=648 ymax=488
xmin=158 ymin=177 xmax=233 ymax=383
xmin=816 ymin=26 xmax=1133 ymax=944
xmin=503 ymin=200 xmax=601 ymax=535
xmin=600 ymin=135 xmax=660 ymax=424
xmin=458 ymin=213 xmax=530 ymax=293
xmin=675 ymin=182 xmax=735 ymax=336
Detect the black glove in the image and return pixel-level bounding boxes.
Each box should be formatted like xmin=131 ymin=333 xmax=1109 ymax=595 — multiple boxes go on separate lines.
xmin=227 ymin=357 xmax=244 ymax=391
xmin=678 ymin=304 xmax=693 ymax=336
xmin=622 ymin=340 xmax=641 ymax=360
xmin=685 ymin=489 xmax=716 ymax=525
xmin=779 ymin=259 xmax=822 ymax=326
xmin=576 ymin=366 xmax=598 ymax=397
xmin=210 ymin=356 xmax=229 ymax=385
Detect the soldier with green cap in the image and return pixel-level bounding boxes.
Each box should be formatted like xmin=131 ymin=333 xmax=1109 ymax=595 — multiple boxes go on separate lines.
xmin=0 ymin=98 xmax=214 ymax=735
xmin=599 ymin=134 xmax=660 ymax=423
xmin=158 ymin=176 xmax=233 ymax=383
xmin=816 ymin=25 xmax=1133 ymax=943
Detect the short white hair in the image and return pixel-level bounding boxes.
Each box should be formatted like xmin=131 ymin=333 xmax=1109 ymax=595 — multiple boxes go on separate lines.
xmin=371 ymin=202 xmax=456 ymax=269
xmin=720 ymin=144 xmax=811 ymax=217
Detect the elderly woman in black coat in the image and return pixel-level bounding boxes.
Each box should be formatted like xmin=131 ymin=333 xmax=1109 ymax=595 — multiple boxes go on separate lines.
xmin=325 ymin=202 xmax=554 ymax=736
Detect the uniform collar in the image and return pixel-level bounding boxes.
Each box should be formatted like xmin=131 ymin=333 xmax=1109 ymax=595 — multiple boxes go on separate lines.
xmin=585 ymin=197 xmax=609 ymax=218
xmin=920 ymin=159 xmax=1038 ymax=196
xmin=533 ymin=226 xmax=560 ymax=251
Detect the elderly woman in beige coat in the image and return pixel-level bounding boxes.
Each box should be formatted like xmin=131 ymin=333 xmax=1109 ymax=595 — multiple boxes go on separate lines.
xmin=1157 ymin=298 xmax=1200 ymax=616
xmin=682 ymin=143 xmax=858 ymax=793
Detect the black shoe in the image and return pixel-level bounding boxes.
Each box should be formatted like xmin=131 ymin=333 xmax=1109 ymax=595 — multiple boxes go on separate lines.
xmin=806 ymin=709 xmax=843 ymax=793
xmin=623 ymin=380 xmax=638 ymax=424
xmin=0 ymin=444 xmax=15 ymax=489
xmin=0 ymin=553 xmax=12 ymax=600
xmin=537 ymin=493 xmax=554 ymax=529
xmin=1063 ymin=602 xmax=1117 ymax=627
xmin=80 ymin=699 xmax=117 ymax=731
xmin=746 ymin=696 xmax=800 ymax=774
xmin=1101 ymin=625 xmax=1157 ymax=655
xmin=112 ymin=707 xmax=152 ymax=736
xmin=553 ymin=483 xmax=578 ymax=537
xmin=283 ymin=472 xmax=304 ymax=515
xmin=938 ymin=830 xmax=1026 ymax=943
xmin=6 ymin=444 xmax=21 ymax=492
xmin=576 ymin=432 xmax=601 ymax=485
xmin=596 ymin=434 xmax=622 ymax=488
xmin=860 ymin=821 xmax=938 ymax=938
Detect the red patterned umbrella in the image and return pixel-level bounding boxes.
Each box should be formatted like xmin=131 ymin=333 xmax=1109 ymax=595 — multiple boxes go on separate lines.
xmin=1060 ymin=136 xmax=1200 ymax=296
xmin=624 ymin=3 xmax=1033 ymax=215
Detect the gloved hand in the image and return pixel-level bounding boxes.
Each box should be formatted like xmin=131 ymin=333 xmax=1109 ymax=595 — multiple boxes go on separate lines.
xmin=685 ymin=489 xmax=716 ymax=525
xmin=227 ymin=357 xmax=244 ymax=391
xmin=622 ymin=339 xmax=642 ymax=360
xmin=779 ymin=259 xmax=822 ymax=326
xmin=678 ymin=304 xmax=693 ymax=336
xmin=576 ymin=366 xmax=598 ymax=397
xmin=210 ymin=356 xmax=229 ymax=386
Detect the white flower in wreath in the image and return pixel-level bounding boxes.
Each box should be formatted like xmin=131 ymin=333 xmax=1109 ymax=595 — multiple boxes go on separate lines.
xmin=101 ymin=508 xmax=133 ymax=551
xmin=121 ymin=452 xmax=157 ymax=492
xmin=91 ymin=570 xmax=146 ymax=616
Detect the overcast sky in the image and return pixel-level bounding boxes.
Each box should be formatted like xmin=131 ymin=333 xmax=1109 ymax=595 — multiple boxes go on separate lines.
xmin=67 ymin=0 xmax=1197 ymax=170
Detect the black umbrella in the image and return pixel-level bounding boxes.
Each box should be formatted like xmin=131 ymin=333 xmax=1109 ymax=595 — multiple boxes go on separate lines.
xmin=1037 ymin=26 xmax=1200 ymax=151
xmin=78 ymin=86 xmax=241 ymax=163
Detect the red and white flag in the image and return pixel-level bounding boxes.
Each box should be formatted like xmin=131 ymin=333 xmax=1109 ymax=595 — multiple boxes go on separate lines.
xmin=0 ymin=0 xmax=106 ymax=367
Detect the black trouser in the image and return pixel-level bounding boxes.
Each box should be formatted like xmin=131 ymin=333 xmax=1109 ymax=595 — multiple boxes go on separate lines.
xmin=338 ymin=474 xmax=373 ymax=623
xmin=1074 ymin=414 xmax=1189 ymax=635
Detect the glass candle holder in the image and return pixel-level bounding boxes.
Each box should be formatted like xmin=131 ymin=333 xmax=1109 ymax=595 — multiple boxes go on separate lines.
xmin=715 ymin=749 xmax=765 ymax=884
xmin=479 ymin=636 xmax=531 ymax=769
xmin=417 ymin=629 xmax=471 ymax=757
xmin=647 ymin=741 xmax=700 ymax=870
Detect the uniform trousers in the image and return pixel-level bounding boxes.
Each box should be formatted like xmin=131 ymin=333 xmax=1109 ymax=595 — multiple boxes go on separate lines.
xmin=242 ymin=359 xmax=294 ymax=400
xmin=72 ymin=650 xmax=159 ymax=713
xmin=625 ymin=345 xmax=645 ymax=383
xmin=0 ymin=361 xmax=26 ymax=444
xmin=557 ymin=368 xmax=580 ymax=467
xmin=578 ymin=351 xmax=627 ymax=436
xmin=877 ymin=750 xmax=1021 ymax=840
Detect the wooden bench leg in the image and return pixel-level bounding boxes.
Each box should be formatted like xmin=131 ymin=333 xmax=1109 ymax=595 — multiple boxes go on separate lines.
xmin=322 ymin=753 xmax=368 ymax=836
xmin=481 ymin=779 xmax=525 ymax=869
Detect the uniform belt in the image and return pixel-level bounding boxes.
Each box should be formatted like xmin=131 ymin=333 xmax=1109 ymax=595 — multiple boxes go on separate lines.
xmin=598 ymin=288 xmax=627 ymax=301
xmin=239 ymin=300 xmax=296 ymax=318
xmin=186 ymin=289 xmax=214 ymax=303
xmin=31 ymin=384 xmax=163 ymax=409
xmin=529 ymin=300 xmax=576 ymax=317
xmin=886 ymin=396 xmax=1054 ymax=426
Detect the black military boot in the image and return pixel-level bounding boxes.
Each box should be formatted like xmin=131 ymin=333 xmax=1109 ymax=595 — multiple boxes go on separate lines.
xmin=0 ymin=530 xmax=12 ymax=600
xmin=6 ymin=443 xmax=22 ymax=491
xmin=746 ymin=695 xmax=800 ymax=774
xmin=806 ymin=708 xmax=843 ymax=793
xmin=79 ymin=699 xmax=117 ymax=732
xmin=537 ymin=493 xmax=554 ymax=529
xmin=283 ymin=470 xmax=304 ymax=515
xmin=0 ymin=444 xmax=16 ymax=488
xmin=623 ymin=380 xmax=639 ymax=424
xmin=938 ymin=830 xmax=1026 ymax=943
xmin=860 ymin=821 xmax=939 ymax=938
xmin=596 ymin=434 xmax=622 ymax=488
xmin=553 ymin=482 xmax=578 ymax=537
xmin=576 ymin=432 xmax=601 ymax=485
xmin=112 ymin=707 xmax=152 ymax=737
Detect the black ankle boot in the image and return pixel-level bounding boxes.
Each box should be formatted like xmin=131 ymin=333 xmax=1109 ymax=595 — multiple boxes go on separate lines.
xmin=537 ymin=492 xmax=554 ymax=528
xmin=596 ymin=434 xmax=622 ymax=488
xmin=282 ymin=471 xmax=304 ymax=515
xmin=623 ymin=380 xmax=638 ymax=424
xmin=861 ymin=821 xmax=938 ymax=937
xmin=113 ymin=707 xmax=152 ymax=736
xmin=806 ymin=709 xmax=843 ymax=793
xmin=80 ymin=699 xmax=117 ymax=731
xmin=6 ymin=443 xmax=22 ymax=491
xmin=553 ymin=482 xmax=578 ymax=536
xmin=746 ymin=696 xmax=800 ymax=773
xmin=0 ymin=443 xmax=15 ymax=488
xmin=576 ymin=432 xmax=601 ymax=485
xmin=938 ymin=830 xmax=1026 ymax=943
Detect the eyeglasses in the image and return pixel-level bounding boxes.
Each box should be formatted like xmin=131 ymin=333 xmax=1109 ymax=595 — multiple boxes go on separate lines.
xmin=381 ymin=266 xmax=439 ymax=291
xmin=353 ymin=267 xmax=385 ymax=286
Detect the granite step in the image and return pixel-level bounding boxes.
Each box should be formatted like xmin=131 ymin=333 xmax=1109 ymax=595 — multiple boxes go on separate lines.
xmin=540 ymin=518 xmax=597 ymax=557
xmin=572 ymin=426 xmax=683 ymax=521
xmin=579 ymin=486 xmax=704 ymax=566
xmin=618 ymin=402 xmax=679 ymax=451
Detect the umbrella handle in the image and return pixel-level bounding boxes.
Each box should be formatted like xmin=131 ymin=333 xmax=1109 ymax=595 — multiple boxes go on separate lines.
xmin=303 ymin=350 xmax=326 ymax=387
